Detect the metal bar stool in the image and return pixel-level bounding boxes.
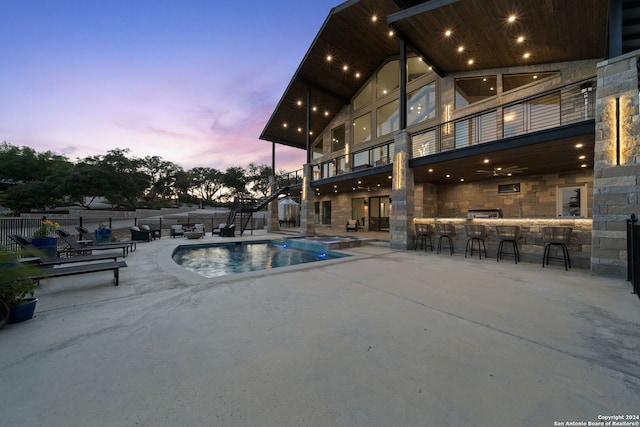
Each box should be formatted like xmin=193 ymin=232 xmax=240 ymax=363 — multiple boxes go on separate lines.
xmin=464 ymin=224 xmax=487 ymax=259
xmin=541 ymin=226 xmax=572 ymax=270
xmin=436 ymin=223 xmax=456 ymax=255
xmin=496 ymin=225 xmax=521 ymax=264
xmin=414 ymin=223 xmax=434 ymax=251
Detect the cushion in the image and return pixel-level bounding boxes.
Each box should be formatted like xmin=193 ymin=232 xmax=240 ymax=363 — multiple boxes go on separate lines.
xmin=130 ymin=226 xmax=140 ymax=231
xmin=140 ymin=225 xmax=150 ymax=231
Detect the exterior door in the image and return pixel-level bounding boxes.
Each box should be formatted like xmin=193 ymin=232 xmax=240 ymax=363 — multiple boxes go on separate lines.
xmin=369 ymin=196 xmax=390 ymax=231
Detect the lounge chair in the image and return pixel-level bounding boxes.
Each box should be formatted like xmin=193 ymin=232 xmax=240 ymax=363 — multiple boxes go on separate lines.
xmin=170 ymin=224 xmax=185 ymax=238
xmin=75 ymin=226 xmax=137 ymax=251
xmin=9 ymin=235 xmax=122 ymax=265
xmin=29 ymin=260 xmax=128 ymax=286
xmin=346 ymin=219 xmax=358 ymax=232
xmin=57 ymin=230 xmax=131 ymax=257
xmin=212 ymin=223 xmax=226 ymax=236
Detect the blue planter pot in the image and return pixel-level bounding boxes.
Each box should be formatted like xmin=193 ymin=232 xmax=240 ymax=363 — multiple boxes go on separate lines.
xmin=94 ymin=229 xmax=112 ymax=243
xmin=31 ymin=237 xmax=57 ymax=258
xmin=8 ymin=298 xmax=38 ymax=324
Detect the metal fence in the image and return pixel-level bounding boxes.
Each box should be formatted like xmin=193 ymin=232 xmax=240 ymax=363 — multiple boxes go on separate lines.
xmin=627 ymin=214 xmax=640 ymax=300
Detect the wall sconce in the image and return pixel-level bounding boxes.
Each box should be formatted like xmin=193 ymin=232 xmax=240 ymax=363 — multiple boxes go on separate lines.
xmin=363 ymin=200 xmax=368 ymax=206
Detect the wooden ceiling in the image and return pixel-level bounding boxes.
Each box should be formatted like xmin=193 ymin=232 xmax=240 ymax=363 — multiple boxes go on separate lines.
xmin=260 ymin=0 xmax=609 ymax=151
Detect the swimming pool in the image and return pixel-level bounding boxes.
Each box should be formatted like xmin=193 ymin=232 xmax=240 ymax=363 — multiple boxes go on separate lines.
xmin=172 ymin=240 xmax=348 ymax=278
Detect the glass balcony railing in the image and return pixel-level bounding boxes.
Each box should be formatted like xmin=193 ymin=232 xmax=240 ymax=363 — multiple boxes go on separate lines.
xmin=300 ymin=77 xmax=596 ymax=181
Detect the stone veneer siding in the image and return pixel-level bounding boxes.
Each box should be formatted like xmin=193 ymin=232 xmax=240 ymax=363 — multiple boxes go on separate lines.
xmin=592 ymin=50 xmax=640 ymax=277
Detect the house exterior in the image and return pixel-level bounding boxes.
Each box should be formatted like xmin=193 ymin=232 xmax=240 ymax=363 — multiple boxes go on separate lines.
xmin=260 ymin=0 xmax=640 ymax=277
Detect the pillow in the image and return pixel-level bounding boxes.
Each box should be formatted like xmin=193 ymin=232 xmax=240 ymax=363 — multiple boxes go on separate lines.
xmin=140 ymin=225 xmax=150 ymax=231
xmin=130 ymin=226 xmax=140 ymax=232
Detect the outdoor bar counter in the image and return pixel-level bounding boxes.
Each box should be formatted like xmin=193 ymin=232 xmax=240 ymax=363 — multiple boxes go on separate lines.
xmin=414 ymin=217 xmax=592 ymax=269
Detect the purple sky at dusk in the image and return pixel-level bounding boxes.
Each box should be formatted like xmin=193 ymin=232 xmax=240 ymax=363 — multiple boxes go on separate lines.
xmin=0 ymin=0 xmax=339 ymax=172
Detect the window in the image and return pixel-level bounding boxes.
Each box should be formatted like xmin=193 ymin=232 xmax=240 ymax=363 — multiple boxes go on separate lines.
xmin=407 ymin=83 xmax=436 ymax=126
xmin=353 ymin=113 xmax=372 ymax=146
xmin=377 ymin=60 xmax=399 ymax=98
xmin=321 ymin=201 xmax=332 ymax=224
xmin=407 ymin=57 xmax=430 ymax=83
xmin=556 ymin=185 xmax=587 ymax=217
xmin=331 ymin=125 xmax=345 ymax=152
xmin=503 ymin=71 xmax=558 ymax=92
xmin=503 ymin=93 xmax=560 ymax=137
xmin=354 ymin=81 xmax=372 ymax=110
xmin=454 ymin=111 xmax=497 ymax=148
xmin=314 ymin=201 xmax=320 ymax=224
xmin=455 ymin=76 xmax=497 ymax=108
xmin=377 ymin=100 xmax=400 ymax=137
xmin=312 ymin=137 xmax=323 ymax=160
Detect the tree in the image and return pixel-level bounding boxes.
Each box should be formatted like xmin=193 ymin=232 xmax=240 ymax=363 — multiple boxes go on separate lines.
xmin=141 ymin=156 xmax=183 ymax=202
xmin=221 ymin=166 xmax=247 ymax=198
xmin=0 ymin=142 xmax=72 ymax=182
xmin=189 ymin=167 xmax=224 ymax=203
xmin=246 ymin=163 xmax=273 ymax=198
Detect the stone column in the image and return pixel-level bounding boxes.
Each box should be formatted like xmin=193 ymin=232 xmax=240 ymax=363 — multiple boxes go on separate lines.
xmin=592 ymin=51 xmax=640 ymax=277
xmin=390 ymin=130 xmax=415 ymax=249
xmin=300 ymin=163 xmax=316 ymax=236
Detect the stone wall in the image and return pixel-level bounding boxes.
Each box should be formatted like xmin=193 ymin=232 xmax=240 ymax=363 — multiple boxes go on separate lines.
xmin=592 ymin=50 xmax=640 ymax=277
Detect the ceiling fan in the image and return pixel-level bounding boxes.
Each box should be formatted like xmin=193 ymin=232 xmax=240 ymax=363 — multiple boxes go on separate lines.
xmin=475 ymin=165 xmax=528 ymax=177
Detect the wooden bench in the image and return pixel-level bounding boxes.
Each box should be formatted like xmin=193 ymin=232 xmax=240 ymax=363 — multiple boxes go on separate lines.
xmin=37 ymin=253 xmax=121 ymax=267
xmin=30 ymin=261 xmax=128 ymax=286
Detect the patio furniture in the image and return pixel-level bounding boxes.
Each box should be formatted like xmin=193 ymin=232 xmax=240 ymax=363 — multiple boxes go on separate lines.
xmin=184 ymin=231 xmax=204 ymax=239
xmin=57 ymin=230 xmax=132 ymax=257
xmin=496 ymin=226 xmax=521 ymax=264
xmin=346 ymin=219 xmax=358 ymax=232
xmin=414 ymin=223 xmax=434 ymax=251
xmin=464 ymin=224 xmax=487 ymax=259
xmin=436 ymin=223 xmax=456 ymax=255
xmin=220 ymin=224 xmax=235 ymax=237
xmin=139 ymin=224 xmax=161 ymax=239
xmin=9 ymin=235 xmax=122 ymax=265
xmin=541 ymin=226 xmax=572 ymax=270
xmin=170 ymin=225 xmax=185 ymax=238
xmin=129 ymin=226 xmax=153 ymax=242
xmin=212 ymin=223 xmax=226 ymax=236
xmin=30 ymin=260 xmax=128 ymax=286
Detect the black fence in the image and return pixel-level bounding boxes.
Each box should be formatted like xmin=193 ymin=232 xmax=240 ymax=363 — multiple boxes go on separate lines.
xmin=627 ymin=214 xmax=640 ymax=300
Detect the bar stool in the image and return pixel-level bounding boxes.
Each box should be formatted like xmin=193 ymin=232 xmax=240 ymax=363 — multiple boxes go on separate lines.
xmin=496 ymin=225 xmax=521 ymax=264
xmin=436 ymin=223 xmax=456 ymax=255
xmin=414 ymin=223 xmax=434 ymax=251
xmin=464 ymin=224 xmax=487 ymax=259
xmin=541 ymin=226 xmax=572 ymax=270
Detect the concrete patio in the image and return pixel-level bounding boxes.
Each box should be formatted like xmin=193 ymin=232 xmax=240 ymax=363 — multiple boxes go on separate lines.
xmin=1 ymin=230 xmax=638 ymax=426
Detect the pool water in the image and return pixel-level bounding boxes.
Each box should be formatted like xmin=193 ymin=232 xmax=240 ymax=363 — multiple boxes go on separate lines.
xmin=172 ymin=240 xmax=347 ymax=278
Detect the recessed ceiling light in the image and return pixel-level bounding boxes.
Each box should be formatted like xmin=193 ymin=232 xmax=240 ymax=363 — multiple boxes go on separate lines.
xmin=283 ymin=123 xmax=288 ymax=128
xmin=517 ymin=36 xmax=524 ymax=43
xmin=579 ymin=155 xmax=586 ymax=160
xmin=523 ymin=52 xmax=531 ymax=59
xmin=460 ymin=178 xmax=465 ymax=182
xmin=581 ymin=164 xmax=588 ymax=168
xmin=446 ymin=174 xmax=451 ymax=178
xmin=312 ymin=106 xmax=317 ymax=111
xmin=428 ymin=168 xmax=434 ymax=172
xmin=355 ymin=72 xmax=361 ymax=78
xmin=508 ymin=15 xmax=516 ymax=23
xmin=388 ymin=30 xmax=394 ymax=37
xmin=342 ymin=65 xmax=348 ymax=71
xmin=483 ymin=159 xmax=490 ymax=163
xmin=296 ymin=100 xmax=302 ymax=106
xmin=324 ymin=111 xmax=329 ymax=116
xmin=297 ymin=127 xmax=302 ymax=132
xmin=326 ymin=55 xmax=332 ymax=62
xmin=371 ymin=15 xmax=377 ymax=22
xmin=575 ymin=143 xmax=584 ymax=148
xmin=457 ymin=46 xmax=464 ymax=52
xmin=533 ymin=75 xmax=538 ymax=79
xmin=445 ymin=29 xmax=452 ymax=37
xmin=468 ymin=59 xmax=474 ymax=65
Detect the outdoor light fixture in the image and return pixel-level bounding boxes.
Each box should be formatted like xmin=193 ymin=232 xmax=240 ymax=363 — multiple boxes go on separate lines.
xmin=616 ymin=97 xmax=621 ymax=166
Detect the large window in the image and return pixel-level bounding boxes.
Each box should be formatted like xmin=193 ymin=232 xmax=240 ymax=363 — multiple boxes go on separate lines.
xmin=455 ymin=76 xmax=497 ymax=108
xmin=377 ymin=60 xmax=399 ymax=98
xmin=331 ymin=125 xmax=345 ymax=152
xmin=407 ymin=83 xmax=436 ymax=126
xmin=503 ymin=71 xmax=558 ymax=92
xmin=353 ymin=113 xmax=372 ymax=145
xmin=377 ymin=100 xmax=400 ymax=137
xmin=312 ymin=137 xmax=323 ymax=160
xmin=354 ymin=81 xmax=372 ymax=110
xmin=407 ymin=57 xmax=430 ymax=83
xmin=321 ymin=201 xmax=332 ymax=224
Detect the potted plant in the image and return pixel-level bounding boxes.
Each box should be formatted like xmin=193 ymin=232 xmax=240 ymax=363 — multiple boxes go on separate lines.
xmin=0 ymin=249 xmax=41 ymax=328
xmin=94 ymin=223 xmax=112 ymax=243
xmin=32 ymin=219 xmax=60 ymax=258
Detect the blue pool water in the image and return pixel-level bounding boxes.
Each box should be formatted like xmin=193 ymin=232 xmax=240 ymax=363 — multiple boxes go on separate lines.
xmin=172 ymin=240 xmax=348 ymax=278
